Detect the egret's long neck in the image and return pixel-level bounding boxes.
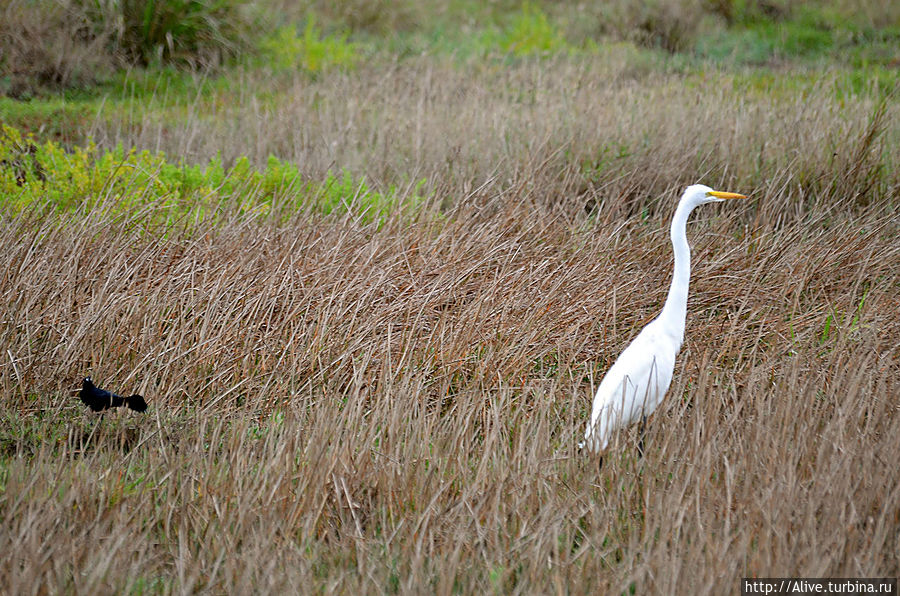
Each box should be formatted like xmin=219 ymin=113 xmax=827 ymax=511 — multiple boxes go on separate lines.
xmin=659 ymin=200 xmax=695 ymax=343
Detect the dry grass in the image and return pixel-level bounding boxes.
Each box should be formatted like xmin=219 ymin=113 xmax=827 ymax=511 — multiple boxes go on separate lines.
xmin=2 ymin=51 xmax=899 ymax=592
xmin=0 ymin=0 xmax=115 ymax=97
xmin=94 ymin=55 xmax=898 ymax=217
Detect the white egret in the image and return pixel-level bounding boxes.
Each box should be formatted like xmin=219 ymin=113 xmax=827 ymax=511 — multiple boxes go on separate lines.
xmin=580 ymin=184 xmax=747 ymax=454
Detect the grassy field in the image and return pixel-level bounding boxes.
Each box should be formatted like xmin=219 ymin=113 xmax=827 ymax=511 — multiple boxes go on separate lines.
xmin=1 ymin=1 xmax=899 ymax=593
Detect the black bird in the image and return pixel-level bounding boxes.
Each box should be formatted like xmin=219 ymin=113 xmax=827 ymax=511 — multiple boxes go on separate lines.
xmin=79 ymin=377 xmax=148 ymax=413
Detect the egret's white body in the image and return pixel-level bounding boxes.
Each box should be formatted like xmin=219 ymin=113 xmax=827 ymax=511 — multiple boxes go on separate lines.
xmin=580 ymin=184 xmax=747 ymax=453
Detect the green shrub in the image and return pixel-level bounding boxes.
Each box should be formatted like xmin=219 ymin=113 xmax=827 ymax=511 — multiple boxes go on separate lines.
xmin=459 ymin=4 xmax=587 ymax=59
xmin=0 ymin=125 xmax=425 ymax=226
xmin=77 ymin=0 xmax=260 ymax=68
xmin=498 ymin=4 xmax=569 ymax=56
xmin=314 ymin=169 xmax=428 ymax=224
xmin=259 ymin=18 xmax=359 ymax=73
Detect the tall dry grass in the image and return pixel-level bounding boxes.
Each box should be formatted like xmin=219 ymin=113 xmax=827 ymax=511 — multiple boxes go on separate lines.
xmin=1 ymin=183 xmax=898 ymax=591
xmin=94 ymin=54 xmax=899 ymax=218
xmin=2 ymin=51 xmax=899 ymax=592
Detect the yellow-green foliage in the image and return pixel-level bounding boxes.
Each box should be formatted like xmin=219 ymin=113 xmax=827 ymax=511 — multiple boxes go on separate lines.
xmin=1 ymin=124 xmax=243 ymax=221
xmin=499 ymin=4 xmax=569 ymax=56
xmin=470 ymin=4 xmax=592 ymax=59
xmin=259 ymin=18 xmax=359 ymax=73
xmin=0 ymin=125 xmax=424 ymax=226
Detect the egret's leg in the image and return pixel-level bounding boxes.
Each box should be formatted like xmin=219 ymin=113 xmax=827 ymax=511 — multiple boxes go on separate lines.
xmin=637 ymin=414 xmax=647 ymax=458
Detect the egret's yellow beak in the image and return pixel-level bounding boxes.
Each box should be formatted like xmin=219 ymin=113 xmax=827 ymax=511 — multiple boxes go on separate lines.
xmin=706 ymin=190 xmax=747 ymax=200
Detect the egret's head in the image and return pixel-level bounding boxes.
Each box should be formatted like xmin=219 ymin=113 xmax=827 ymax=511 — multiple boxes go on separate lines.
xmin=681 ymin=184 xmax=747 ymax=207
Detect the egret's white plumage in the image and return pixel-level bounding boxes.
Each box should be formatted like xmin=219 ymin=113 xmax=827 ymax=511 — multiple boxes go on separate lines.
xmin=580 ymin=184 xmax=747 ymax=453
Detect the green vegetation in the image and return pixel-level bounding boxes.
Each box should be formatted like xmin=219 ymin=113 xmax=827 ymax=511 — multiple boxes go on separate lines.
xmin=257 ymin=18 xmax=360 ymax=73
xmin=488 ymin=3 xmax=576 ymax=56
xmin=1 ymin=0 xmax=898 ymax=593
xmin=79 ymin=0 xmax=260 ymax=67
xmin=0 ymin=125 xmax=424 ymax=225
